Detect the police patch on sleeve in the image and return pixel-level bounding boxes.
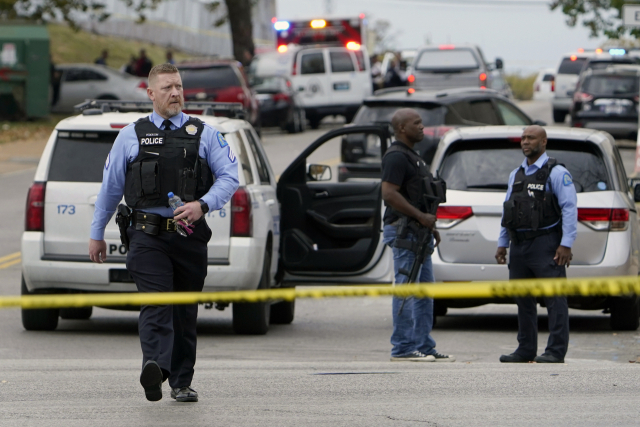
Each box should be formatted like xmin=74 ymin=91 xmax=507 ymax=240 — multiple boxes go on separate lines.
xmin=105 ymin=152 xmax=111 ymax=170
xmin=563 ymin=173 xmax=573 ymax=186
xmin=228 ymin=146 xmax=236 ymax=163
xmin=217 ymin=132 xmax=228 ymax=148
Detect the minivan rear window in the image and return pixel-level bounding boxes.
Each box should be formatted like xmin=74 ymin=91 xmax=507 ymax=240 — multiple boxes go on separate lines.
xmin=180 ymin=66 xmax=241 ymax=89
xmin=582 ymin=75 xmax=639 ymax=96
xmin=438 ymin=140 xmax=610 ymax=193
xmin=414 ymin=49 xmax=479 ymax=71
xmin=48 ymin=132 xmax=118 ymax=182
xmin=557 ymin=57 xmax=587 ymax=74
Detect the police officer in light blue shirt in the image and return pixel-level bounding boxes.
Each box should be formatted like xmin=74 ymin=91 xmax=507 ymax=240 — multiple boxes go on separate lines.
xmin=89 ymin=63 xmax=239 ymax=402
xmin=495 ymin=125 xmax=577 ymax=364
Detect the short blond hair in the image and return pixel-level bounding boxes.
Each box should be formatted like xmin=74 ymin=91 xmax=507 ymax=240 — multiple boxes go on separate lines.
xmin=148 ymin=63 xmax=179 ymax=86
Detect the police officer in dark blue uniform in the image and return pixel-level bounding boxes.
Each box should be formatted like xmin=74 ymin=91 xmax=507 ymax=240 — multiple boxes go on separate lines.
xmin=496 ymin=125 xmax=577 ymax=364
xmin=89 ymin=63 xmax=239 ymax=401
xmin=381 ymin=108 xmax=454 ymax=362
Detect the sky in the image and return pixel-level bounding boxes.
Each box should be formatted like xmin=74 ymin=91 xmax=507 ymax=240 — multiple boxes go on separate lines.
xmin=275 ymin=0 xmax=610 ymax=75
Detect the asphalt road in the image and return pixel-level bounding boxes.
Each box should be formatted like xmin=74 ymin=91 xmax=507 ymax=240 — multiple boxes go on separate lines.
xmin=1 ymin=101 xmax=640 ymax=426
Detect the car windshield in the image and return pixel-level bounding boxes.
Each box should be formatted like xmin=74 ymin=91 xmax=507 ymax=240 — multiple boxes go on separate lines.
xmin=252 ymin=76 xmax=286 ymax=93
xmin=354 ymin=104 xmax=447 ymax=126
xmin=438 ymin=139 xmax=611 ymax=193
xmin=583 ymin=75 xmax=639 ymax=96
xmin=180 ymin=66 xmax=240 ymax=90
xmin=414 ymin=49 xmax=479 ymax=71
xmin=558 ymin=57 xmax=588 ymax=74
xmin=48 ymin=132 xmax=118 ymax=182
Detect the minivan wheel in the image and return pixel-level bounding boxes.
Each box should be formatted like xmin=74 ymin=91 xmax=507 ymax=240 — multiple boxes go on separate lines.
xmin=232 ymin=246 xmax=271 ymax=335
xmin=21 ymin=276 xmax=59 ymax=331
xmin=552 ymin=109 xmax=566 ymax=123
xmin=60 ymin=306 xmax=93 ymax=320
xmin=609 ymin=296 xmax=640 ymax=331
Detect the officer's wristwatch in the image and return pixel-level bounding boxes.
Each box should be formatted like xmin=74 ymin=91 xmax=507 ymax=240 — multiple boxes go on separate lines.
xmin=197 ymin=199 xmax=209 ymax=214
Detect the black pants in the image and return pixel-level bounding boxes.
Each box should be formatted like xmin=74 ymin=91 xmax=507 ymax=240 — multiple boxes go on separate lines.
xmin=509 ymin=231 xmax=569 ymax=360
xmin=126 ymin=220 xmax=212 ymax=388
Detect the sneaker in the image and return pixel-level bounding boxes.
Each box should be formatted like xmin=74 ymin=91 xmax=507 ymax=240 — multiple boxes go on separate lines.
xmin=432 ymin=352 xmax=455 ymax=362
xmin=390 ymin=351 xmax=435 ymax=362
xmin=170 ymin=386 xmax=198 ymax=402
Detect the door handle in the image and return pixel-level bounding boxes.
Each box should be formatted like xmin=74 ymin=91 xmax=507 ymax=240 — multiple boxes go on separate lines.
xmin=314 ymin=191 xmax=329 ymax=198
xmin=266 ymin=199 xmax=276 ymax=206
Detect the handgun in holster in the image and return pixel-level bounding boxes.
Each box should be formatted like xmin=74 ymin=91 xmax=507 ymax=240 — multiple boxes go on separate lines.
xmin=115 ymin=204 xmax=133 ymax=252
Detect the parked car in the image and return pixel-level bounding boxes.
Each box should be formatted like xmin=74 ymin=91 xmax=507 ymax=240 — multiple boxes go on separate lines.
xmin=410 ymin=44 xmax=502 ymax=91
xmin=177 ymin=60 xmax=261 ymax=133
xmin=570 ymin=65 xmax=640 ymax=139
xmin=430 ymin=125 xmax=640 ymax=330
xmin=578 ymin=52 xmax=640 ymax=76
xmin=552 ymin=50 xmax=595 ymax=123
xmin=532 ymin=68 xmax=555 ymax=101
xmin=20 ymin=101 xmax=395 ymax=334
xmin=339 ymin=87 xmax=540 ymax=181
xmin=250 ymin=45 xmax=372 ymax=128
xmin=251 ymin=75 xmax=305 ymax=133
xmin=51 ymin=64 xmax=149 ymax=113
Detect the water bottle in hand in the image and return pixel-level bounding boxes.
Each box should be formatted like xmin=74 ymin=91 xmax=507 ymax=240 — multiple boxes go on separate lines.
xmin=167 ymin=192 xmax=194 ymax=237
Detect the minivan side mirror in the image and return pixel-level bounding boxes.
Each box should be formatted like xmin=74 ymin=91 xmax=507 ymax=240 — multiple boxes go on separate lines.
xmin=307 ymin=164 xmax=332 ymax=181
xmin=634 ymin=183 xmax=640 ymax=203
xmin=495 ymin=58 xmax=504 ymax=69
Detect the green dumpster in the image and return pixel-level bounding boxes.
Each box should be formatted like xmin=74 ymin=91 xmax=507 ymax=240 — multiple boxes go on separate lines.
xmin=0 ymin=23 xmax=50 ymax=119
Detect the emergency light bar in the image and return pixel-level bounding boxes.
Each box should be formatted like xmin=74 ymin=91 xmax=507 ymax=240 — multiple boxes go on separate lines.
xmin=275 ymin=17 xmax=365 ymax=49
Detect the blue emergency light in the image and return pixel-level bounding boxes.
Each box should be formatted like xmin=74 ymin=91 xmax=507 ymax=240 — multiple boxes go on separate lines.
xmin=609 ymin=48 xmax=626 ymax=56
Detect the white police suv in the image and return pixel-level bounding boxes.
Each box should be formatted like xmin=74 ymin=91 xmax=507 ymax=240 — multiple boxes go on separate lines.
xmin=21 ymin=101 xmax=395 ymax=334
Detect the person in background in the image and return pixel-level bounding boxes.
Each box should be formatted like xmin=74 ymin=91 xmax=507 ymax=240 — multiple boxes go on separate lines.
xmin=95 ymin=49 xmax=108 ymax=66
xmin=166 ymin=50 xmax=175 ymax=65
xmin=136 ymin=49 xmax=153 ymax=77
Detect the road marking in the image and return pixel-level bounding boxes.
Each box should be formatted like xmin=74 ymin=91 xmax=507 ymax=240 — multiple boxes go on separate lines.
xmin=0 ymin=258 xmax=20 ymax=270
xmin=0 ymin=252 xmax=20 ymax=263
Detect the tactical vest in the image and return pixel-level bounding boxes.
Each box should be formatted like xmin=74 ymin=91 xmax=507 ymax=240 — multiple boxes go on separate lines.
xmin=124 ymin=117 xmax=215 ymax=209
xmin=383 ymin=142 xmax=444 ymax=214
xmin=501 ymin=158 xmax=562 ymax=231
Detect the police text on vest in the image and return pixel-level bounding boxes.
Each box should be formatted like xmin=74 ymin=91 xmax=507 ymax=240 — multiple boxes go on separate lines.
xmin=140 ymin=137 xmax=164 ymax=146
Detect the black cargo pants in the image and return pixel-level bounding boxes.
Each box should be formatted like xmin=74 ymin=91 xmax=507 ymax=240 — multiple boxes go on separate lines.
xmin=126 ymin=220 xmax=212 ymax=388
xmin=509 ymin=231 xmax=569 ymax=360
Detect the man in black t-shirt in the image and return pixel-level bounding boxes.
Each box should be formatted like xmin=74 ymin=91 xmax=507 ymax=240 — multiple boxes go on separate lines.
xmin=381 ymin=108 xmax=454 ymax=363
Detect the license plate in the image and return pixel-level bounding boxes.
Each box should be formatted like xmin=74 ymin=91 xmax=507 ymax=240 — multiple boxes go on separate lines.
xmin=604 ymin=105 xmax=625 ymax=114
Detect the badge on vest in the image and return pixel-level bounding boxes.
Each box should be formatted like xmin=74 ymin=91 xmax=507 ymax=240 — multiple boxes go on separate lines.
xmin=140 ymin=136 xmax=164 ymax=146
xmin=217 ymin=133 xmax=228 ymax=148
xmin=186 ymin=124 xmax=198 ymax=135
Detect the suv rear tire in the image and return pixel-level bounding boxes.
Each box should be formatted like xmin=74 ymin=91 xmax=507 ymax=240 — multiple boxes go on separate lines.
xmin=610 ymin=296 xmax=640 ymax=331
xmin=60 ymin=306 xmax=93 ymax=320
xmin=21 ymin=276 xmax=59 ymax=331
xmin=232 ymin=246 xmax=271 ymax=335
xmin=552 ymin=109 xmax=566 ymax=123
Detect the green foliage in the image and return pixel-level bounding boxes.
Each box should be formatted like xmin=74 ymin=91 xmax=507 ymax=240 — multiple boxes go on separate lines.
xmin=505 ymin=73 xmax=538 ymax=101
xmin=550 ymin=0 xmax=640 ymax=39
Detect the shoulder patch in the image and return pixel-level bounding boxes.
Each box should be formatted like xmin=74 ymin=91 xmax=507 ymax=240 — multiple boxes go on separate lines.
xmin=228 ymin=146 xmax=236 ymax=163
xmin=217 ymin=132 xmax=228 ymax=148
xmin=563 ymin=173 xmax=573 ymax=186
xmin=105 ymin=152 xmax=110 ymax=170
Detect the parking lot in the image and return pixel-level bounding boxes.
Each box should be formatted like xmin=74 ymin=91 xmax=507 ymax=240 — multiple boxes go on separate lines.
xmin=1 ymin=100 xmax=640 ymax=426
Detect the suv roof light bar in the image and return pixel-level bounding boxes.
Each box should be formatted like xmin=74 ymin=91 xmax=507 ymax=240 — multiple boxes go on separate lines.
xmin=74 ymin=100 xmax=247 ymax=119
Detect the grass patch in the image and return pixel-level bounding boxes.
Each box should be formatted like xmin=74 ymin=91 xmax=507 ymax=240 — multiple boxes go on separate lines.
xmin=49 ymin=23 xmax=193 ymax=70
xmin=0 ymin=115 xmax=70 ymax=145
xmin=505 ymin=73 xmax=537 ymax=101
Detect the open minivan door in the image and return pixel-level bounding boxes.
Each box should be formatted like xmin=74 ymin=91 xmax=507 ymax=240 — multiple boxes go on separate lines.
xmin=277 ymin=125 xmax=394 ymax=285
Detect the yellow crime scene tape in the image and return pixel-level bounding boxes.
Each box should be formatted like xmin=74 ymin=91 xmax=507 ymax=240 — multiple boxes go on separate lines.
xmin=1 ymin=276 xmax=639 ymax=310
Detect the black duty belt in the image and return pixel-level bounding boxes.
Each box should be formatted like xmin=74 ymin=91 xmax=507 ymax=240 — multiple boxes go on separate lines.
xmin=509 ymin=225 xmax=559 ymax=245
xmin=132 ymin=211 xmax=204 ymax=236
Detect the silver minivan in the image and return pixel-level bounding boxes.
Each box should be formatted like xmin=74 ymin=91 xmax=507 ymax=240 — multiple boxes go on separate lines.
xmin=430 ymin=126 xmax=640 ymax=330
xmin=411 ymin=44 xmax=501 ymax=91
